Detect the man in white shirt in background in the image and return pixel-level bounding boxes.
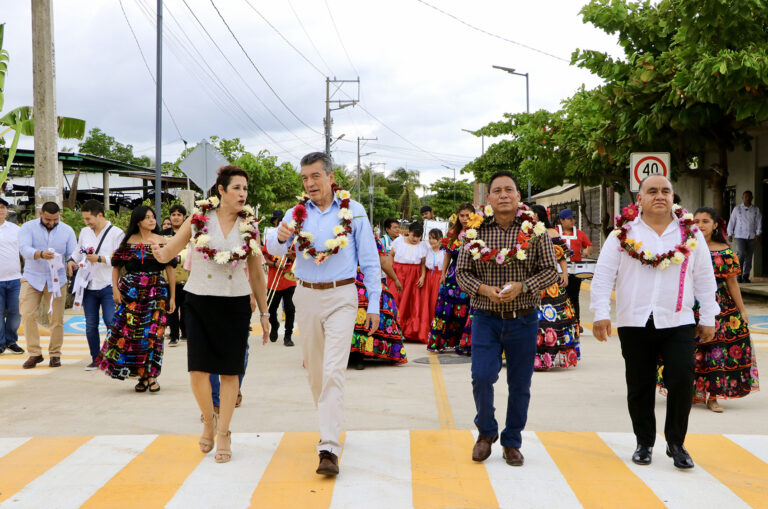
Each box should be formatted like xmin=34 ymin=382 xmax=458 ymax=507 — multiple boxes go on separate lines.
xmin=727 ymin=190 xmax=762 ymax=283
xmin=67 ymin=200 xmax=124 ymax=370
xmin=590 ymin=175 xmax=718 ymax=470
xmin=0 ymin=198 xmax=24 ymax=355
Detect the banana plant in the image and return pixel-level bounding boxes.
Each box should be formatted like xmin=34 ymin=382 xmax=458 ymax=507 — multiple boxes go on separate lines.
xmin=0 ymin=23 xmax=86 ymax=190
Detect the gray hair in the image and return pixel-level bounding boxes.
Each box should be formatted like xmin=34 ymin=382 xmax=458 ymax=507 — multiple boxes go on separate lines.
xmin=300 ymin=152 xmax=334 ymax=175
xmin=638 ymin=174 xmax=673 ymax=193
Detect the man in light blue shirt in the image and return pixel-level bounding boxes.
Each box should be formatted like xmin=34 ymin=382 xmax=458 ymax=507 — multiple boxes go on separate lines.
xmin=267 ymin=152 xmax=381 ymax=477
xmin=727 ymin=190 xmax=762 ymax=283
xmin=18 ymin=202 xmax=77 ymax=369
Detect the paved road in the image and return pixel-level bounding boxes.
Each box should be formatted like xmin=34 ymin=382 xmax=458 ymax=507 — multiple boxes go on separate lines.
xmin=0 ymin=290 xmax=766 ymax=508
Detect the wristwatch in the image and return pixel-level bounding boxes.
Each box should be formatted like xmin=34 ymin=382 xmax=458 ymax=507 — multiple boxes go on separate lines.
xmin=520 ymin=281 xmax=529 ymax=294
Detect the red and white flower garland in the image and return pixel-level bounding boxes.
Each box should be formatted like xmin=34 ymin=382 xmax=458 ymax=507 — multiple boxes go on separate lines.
xmin=190 ymin=196 xmax=261 ymax=266
xmin=611 ymin=203 xmax=698 ymax=270
xmin=290 ymin=185 xmax=353 ymax=265
xmin=463 ymin=204 xmax=547 ymax=264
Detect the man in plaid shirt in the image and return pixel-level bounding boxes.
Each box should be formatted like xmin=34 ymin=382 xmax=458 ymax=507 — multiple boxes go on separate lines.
xmin=456 ymin=171 xmax=558 ymax=467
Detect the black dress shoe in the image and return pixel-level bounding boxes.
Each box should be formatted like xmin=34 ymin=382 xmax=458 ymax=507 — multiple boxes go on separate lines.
xmin=284 ymin=337 xmax=294 ymax=347
xmin=632 ymin=444 xmax=653 ymax=465
xmin=666 ymin=444 xmax=694 ymax=469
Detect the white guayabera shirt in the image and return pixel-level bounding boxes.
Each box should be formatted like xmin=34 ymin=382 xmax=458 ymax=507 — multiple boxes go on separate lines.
xmin=589 ymin=215 xmax=719 ymax=329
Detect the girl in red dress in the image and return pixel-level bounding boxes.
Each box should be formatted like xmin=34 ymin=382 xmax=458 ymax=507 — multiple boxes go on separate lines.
xmin=423 ymin=228 xmax=445 ymax=339
xmin=388 ymin=222 xmax=428 ymax=342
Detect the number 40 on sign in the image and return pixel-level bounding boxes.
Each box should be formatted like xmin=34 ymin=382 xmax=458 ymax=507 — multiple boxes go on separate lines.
xmin=629 ymin=152 xmax=670 ymax=192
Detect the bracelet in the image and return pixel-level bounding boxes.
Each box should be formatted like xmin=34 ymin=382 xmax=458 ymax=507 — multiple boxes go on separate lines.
xmin=260 ymin=312 xmax=269 ymax=318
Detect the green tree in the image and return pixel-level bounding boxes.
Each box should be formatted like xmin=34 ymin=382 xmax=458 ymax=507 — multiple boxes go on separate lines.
xmin=428 ymin=177 xmax=474 ymax=218
xmin=385 ymin=167 xmax=421 ymax=220
xmin=573 ymin=0 xmax=768 ymax=213
xmin=78 ymin=127 xmax=150 ymax=166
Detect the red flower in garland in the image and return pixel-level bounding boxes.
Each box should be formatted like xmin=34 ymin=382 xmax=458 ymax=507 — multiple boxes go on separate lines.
xmin=293 ymin=203 xmax=307 ymax=222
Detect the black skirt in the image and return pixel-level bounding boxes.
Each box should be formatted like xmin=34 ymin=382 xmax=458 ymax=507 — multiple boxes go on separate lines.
xmin=184 ymin=292 xmax=251 ymax=375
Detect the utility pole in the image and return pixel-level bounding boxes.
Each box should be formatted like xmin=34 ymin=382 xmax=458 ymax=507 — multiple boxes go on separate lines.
xmin=324 ymin=77 xmax=359 ymax=156
xmin=356 ymin=136 xmax=376 ymax=202
xmin=154 ymin=0 xmax=163 ymax=221
xmin=31 ymin=0 xmax=62 ymax=209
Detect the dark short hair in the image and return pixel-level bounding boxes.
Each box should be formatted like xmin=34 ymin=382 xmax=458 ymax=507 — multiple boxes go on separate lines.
xmin=383 ymin=218 xmax=399 ymax=230
xmin=743 ymin=190 xmax=753 ymax=196
xmin=409 ymin=221 xmax=424 ymax=238
xmin=487 ymin=171 xmax=519 ymax=190
xmin=81 ymin=199 xmax=105 ymax=216
xmin=0 ymin=197 xmax=9 ymax=207
xmin=41 ymin=201 xmax=60 ymax=215
xmin=300 ymin=152 xmax=333 ymax=175
xmin=169 ymin=204 xmax=187 ymax=216
xmin=420 ymin=205 xmax=433 ymax=214
xmin=428 ymin=228 xmax=443 ymax=240
xmin=215 ymin=165 xmax=249 ymax=193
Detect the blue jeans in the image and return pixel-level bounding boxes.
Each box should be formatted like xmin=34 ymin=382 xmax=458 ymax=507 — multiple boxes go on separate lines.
xmin=0 ymin=279 xmax=21 ymax=349
xmin=735 ymin=238 xmax=756 ymax=279
xmin=471 ymin=309 xmax=539 ymax=448
xmin=210 ymin=342 xmax=250 ymax=407
xmin=83 ymin=286 xmax=116 ymax=361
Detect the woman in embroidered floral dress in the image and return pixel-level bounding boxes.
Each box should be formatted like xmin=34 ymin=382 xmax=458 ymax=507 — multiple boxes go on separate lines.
xmin=350 ymin=237 xmax=407 ymax=368
xmin=427 ymin=203 xmax=475 ymax=354
xmin=531 ymin=205 xmax=580 ymax=370
xmin=97 ymin=206 xmax=176 ymax=393
xmin=658 ymin=207 xmax=759 ymax=412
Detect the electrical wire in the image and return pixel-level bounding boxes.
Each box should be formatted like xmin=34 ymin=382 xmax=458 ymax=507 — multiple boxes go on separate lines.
xmin=323 ymin=0 xmax=360 ymax=77
xmin=415 ymin=0 xmax=570 ymax=63
xmin=286 ymin=0 xmax=334 ymax=75
xmin=208 ymin=0 xmax=323 ymax=135
xmin=119 ymin=0 xmax=185 ymax=141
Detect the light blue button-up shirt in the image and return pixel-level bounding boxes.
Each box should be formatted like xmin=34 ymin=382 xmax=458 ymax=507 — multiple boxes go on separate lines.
xmin=267 ymin=196 xmax=382 ymax=314
xmin=18 ymin=218 xmax=77 ymax=291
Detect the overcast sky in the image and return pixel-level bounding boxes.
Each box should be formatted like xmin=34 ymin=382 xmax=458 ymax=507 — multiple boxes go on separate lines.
xmin=2 ymin=0 xmax=621 ymax=190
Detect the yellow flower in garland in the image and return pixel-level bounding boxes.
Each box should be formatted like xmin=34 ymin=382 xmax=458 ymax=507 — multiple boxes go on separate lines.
xmin=466 ymin=213 xmax=484 ymax=229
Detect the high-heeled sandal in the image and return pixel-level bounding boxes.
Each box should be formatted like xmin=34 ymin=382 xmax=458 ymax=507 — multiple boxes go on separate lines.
xmin=215 ymin=430 xmax=232 ymax=463
xmin=135 ymin=378 xmax=149 ymax=392
xmin=199 ymin=413 xmax=218 ymax=453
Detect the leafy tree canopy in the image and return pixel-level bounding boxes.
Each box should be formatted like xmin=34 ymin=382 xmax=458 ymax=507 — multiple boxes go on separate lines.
xmin=78 ymin=127 xmax=150 ymax=167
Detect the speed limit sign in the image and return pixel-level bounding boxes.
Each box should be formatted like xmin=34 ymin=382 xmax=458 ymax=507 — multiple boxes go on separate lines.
xmin=630 ymin=152 xmax=670 ymax=192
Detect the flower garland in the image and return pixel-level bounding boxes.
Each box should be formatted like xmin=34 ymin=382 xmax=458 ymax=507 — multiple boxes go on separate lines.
xmin=611 ymin=203 xmax=698 ymax=270
xmin=290 ymin=185 xmax=353 ymax=265
xmin=463 ymin=204 xmax=547 ymax=264
xmin=190 ymin=196 xmax=261 ymax=266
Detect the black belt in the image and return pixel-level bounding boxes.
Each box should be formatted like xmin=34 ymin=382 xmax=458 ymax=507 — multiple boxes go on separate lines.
xmin=482 ymin=307 xmax=535 ymax=320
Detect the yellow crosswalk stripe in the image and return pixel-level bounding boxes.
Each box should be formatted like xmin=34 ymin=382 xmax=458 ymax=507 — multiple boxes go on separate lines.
xmin=685 ymin=434 xmax=768 ymax=507
xmin=0 ymin=436 xmax=93 ymax=503
xmin=537 ymin=431 xmax=664 ymax=508
xmin=81 ymin=435 xmax=205 ymax=508
xmin=428 ymin=354 xmax=455 ymax=430
xmin=250 ymin=431 xmax=342 ymax=508
xmin=410 ymin=429 xmax=499 ymax=509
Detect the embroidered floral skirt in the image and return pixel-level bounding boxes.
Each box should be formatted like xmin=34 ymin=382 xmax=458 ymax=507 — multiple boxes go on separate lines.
xmin=97 ymin=271 xmax=169 ymax=380
xmin=351 ymin=272 xmax=407 ymax=363
xmin=427 ymin=265 xmax=472 ymax=354
xmin=535 ymin=282 xmax=580 ymax=370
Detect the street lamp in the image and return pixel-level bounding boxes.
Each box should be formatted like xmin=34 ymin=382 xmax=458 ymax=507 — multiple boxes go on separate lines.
xmin=461 ymin=128 xmax=485 ymax=156
xmin=492 ymin=65 xmax=532 ymax=201
xmin=442 ymin=164 xmax=456 ymax=210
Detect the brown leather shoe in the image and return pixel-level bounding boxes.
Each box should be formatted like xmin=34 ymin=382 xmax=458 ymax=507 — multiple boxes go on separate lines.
xmin=49 ymin=357 xmax=61 ymax=368
xmin=502 ymin=446 xmax=524 ymax=466
xmin=22 ymin=355 xmax=44 ymax=369
xmin=472 ymin=434 xmax=498 ymax=462
xmin=316 ymin=450 xmax=339 ymax=476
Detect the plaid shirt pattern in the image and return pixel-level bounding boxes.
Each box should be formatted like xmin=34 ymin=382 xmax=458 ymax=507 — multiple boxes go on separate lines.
xmin=456 ymin=216 xmax=558 ymax=312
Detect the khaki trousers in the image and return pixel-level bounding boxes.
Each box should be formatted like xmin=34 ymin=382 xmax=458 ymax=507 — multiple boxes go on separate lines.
xmin=20 ymin=280 xmax=66 ymax=357
xmin=293 ymin=284 xmax=358 ymax=455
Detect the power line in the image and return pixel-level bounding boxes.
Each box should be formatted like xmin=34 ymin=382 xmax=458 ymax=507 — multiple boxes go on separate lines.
xmin=134 ymin=0 xmax=303 ymax=158
xmin=323 ymin=0 xmax=360 ymax=76
xmin=242 ymin=0 xmax=326 ymax=76
xmin=208 ymin=0 xmax=323 ymax=135
xmin=286 ymin=0 xmax=334 ymax=75
xmin=118 ymin=0 xmax=184 ymax=141
xmin=178 ymin=0 xmax=318 ymax=150
xmin=415 ymin=0 xmax=570 ymax=63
